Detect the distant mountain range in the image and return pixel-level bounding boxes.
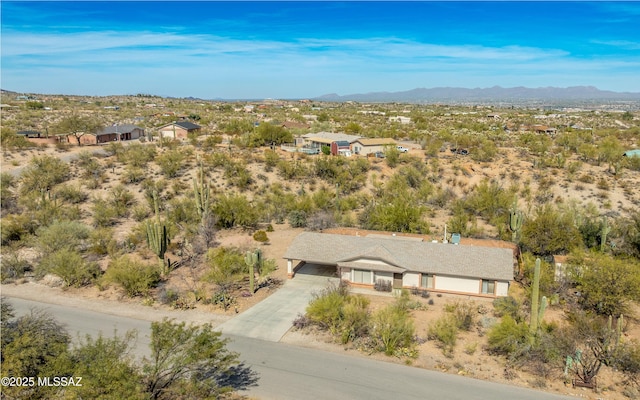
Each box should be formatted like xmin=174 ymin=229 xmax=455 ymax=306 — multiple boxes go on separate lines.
xmin=313 ymin=86 xmax=640 ymax=103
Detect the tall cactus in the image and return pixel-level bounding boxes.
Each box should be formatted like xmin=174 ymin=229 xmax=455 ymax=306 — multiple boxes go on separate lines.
xmin=146 ymin=191 xmax=168 ymax=263
xmin=530 ymin=258 xmax=543 ymax=336
xmin=193 ymin=157 xmax=210 ymax=224
xmin=509 ymin=197 xmax=524 ymax=242
xmin=244 ymin=250 xmax=258 ymax=294
xmin=600 ymin=216 xmax=611 ymax=252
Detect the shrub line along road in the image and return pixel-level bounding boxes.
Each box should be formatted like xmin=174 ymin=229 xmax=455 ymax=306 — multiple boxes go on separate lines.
xmin=4 ymin=295 xmax=573 ymax=400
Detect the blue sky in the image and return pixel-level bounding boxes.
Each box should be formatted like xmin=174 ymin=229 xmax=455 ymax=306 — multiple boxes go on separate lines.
xmin=2 ymin=1 xmax=639 ymax=99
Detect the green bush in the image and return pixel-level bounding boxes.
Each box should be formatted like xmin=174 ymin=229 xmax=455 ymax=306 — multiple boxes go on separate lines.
xmin=493 ymin=296 xmax=524 ymax=322
xmin=37 ymin=249 xmax=100 ymax=287
xmin=487 ymin=315 xmax=530 ymax=356
xmin=372 ymin=303 xmax=416 ymax=356
xmin=34 ymin=220 xmax=91 ymax=254
xmin=54 ymin=184 xmax=88 ymax=204
xmin=20 ymin=155 xmax=70 ymax=195
xmin=427 ymin=314 xmax=459 ymax=356
xmin=306 ymin=287 xmax=347 ymax=332
xmin=1 ymin=251 xmax=30 ymax=282
xmin=88 ymin=227 xmax=118 ymax=256
xmin=253 ymin=230 xmax=268 ymax=243
xmin=92 ymin=197 xmax=119 ymax=227
xmin=444 ymin=300 xmax=477 ymax=331
xmin=103 ymin=256 xmax=160 ymax=297
xmin=339 ymin=295 xmax=370 ymax=342
xmin=288 ymin=210 xmax=307 ymax=228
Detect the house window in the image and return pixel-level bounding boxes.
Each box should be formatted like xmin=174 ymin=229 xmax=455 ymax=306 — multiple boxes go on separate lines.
xmin=481 ymin=280 xmax=495 ymax=295
xmin=421 ymin=274 xmax=434 ymax=289
xmin=352 ymin=269 xmax=372 ymax=284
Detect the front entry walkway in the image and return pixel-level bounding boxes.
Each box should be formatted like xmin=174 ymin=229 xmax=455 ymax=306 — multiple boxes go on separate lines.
xmin=216 ymin=264 xmax=339 ymax=342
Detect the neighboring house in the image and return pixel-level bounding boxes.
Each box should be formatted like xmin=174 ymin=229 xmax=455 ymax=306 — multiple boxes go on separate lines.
xmin=17 ymin=130 xmax=66 ymax=144
xmin=283 ymin=232 xmax=515 ymax=297
xmin=157 ymin=121 xmax=201 ymax=140
xmin=17 ymin=130 xmax=43 ymax=138
xmin=623 ymin=149 xmax=640 ymax=158
xmin=388 ymin=116 xmax=411 ymax=124
xmin=301 ymin=132 xmax=361 ymax=150
xmin=79 ymin=124 xmax=144 ymax=145
xmin=351 ymin=138 xmax=397 ymax=156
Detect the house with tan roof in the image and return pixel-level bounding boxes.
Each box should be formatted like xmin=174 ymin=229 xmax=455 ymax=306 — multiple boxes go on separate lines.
xmin=351 ymin=137 xmax=397 ymax=156
xmin=283 ymin=232 xmax=516 ymax=297
xmin=157 ymin=121 xmax=201 ymax=140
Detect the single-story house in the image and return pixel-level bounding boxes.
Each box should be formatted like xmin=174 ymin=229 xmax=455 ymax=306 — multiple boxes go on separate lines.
xmin=157 ymin=121 xmax=201 ymax=140
xmin=283 ymin=232 xmax=515 ymax=297
xmin=351 ymin=138 xmax=397 ymax=156
xmin=17 ymin=130 xmax=43 ymax=138
xmin=79 ymin=124 xmax=144 ymax=145
xmin=301 ymin=132 xmax=361 ymax=149
xmin=388 ymin=116 xmax=411 ymax=124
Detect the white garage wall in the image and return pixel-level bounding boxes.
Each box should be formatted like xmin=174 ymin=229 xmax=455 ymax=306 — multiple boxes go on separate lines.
xmin=403 ymin=272 xmax=420 ymax=287
xmin=341 ymin=269 xmax=351 ymax=280
xmin=435 ymin=276 xmax=479 ymax=294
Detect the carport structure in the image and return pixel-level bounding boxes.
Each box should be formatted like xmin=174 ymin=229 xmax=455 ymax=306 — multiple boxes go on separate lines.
xmin=283 ymin=232 xmax=517 ymax=298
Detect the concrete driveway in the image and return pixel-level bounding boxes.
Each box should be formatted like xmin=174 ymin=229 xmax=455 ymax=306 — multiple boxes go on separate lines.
xmin=216 ymin=264 xmax=338 ymax=342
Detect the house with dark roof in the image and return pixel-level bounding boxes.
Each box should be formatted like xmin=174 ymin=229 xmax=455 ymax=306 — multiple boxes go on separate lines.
xmin=157 ymin=121 xmax=201 ymax=140
xmin=79 ymin=124 xmax=144 ymax=145
xmin=283 ymin=232 xmax=516 ymax=297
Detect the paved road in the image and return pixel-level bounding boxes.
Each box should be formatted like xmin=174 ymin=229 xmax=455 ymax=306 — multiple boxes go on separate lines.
xmin=3 ymin=296 xmax=573 ymax=400
xmin=217 ymin=263 xmax=338 ymax=341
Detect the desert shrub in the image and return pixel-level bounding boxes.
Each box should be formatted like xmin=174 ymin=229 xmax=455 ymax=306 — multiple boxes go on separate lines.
xmin=263 ymin=149 xmax=279 ymax=170
xmin=427 ymin=314 xmax=459 ymax=356
xmin=109 ymin=184 xmax=135 ymax=218
xmin=103 ymin=256 xmax=160 ymax=297
xmin=253 ymin=230 xmax=268 ymax=243
xmin=34 ymin=219 xmax=91 ymax=254
xmin=37 ymin=249 xmax=100 ymax=287
xmin=520 ymin=205 xmax=583 ymax=256
xmin=372 ymin=302 xmax=416 ymax=356
xmin=288 ymin=210 xmax=307 ymax=228
xmin=120 ymin=143 xmax=156 ymax=167
xmin=339 ymin=296 xmax=370 ymax=344
xmin=213 ymin=194 xmax=258 ymax=229
xmin=202 ymin=247 xmax=246 ymax=291
xmin=156 ymin=149 xmax=185 ymax=178
xmin=493 ymin=296 xmax=524 ymax=323
xmin=567 ymin=251 xmax=640 ymax=316
xmin=444 ymin=301 xmax=477 ymax=331
xmin=0 ymin=213 xmax=38 ymax=245
xmin=54 ymin=184 xmax=88 ymax=204
xmin=20 ymin=155 xmax=70 ymax=195
xmin=374 ymin=279 xmax=392 ymax=292
xmin=306 ymin=286 xmax=347 ymax=332
xmin=122 ymin=165 xmax=146 ymax=184
xmin=1 ymin=251 xmax=31 ymax=282
xmin=92 ymin=198 xmax=119 ymax=227
xmin=486 ymin=315 xmax=530 ymax=356
xmin=88 ymin=227 xmax=118 ymax=256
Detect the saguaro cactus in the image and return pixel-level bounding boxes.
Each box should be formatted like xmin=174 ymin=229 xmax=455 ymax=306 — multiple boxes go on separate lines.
xmin=244 ymin=250 xmax=258 ymax=294
xmin=509 ymin=198 xmax=524 ymax=242
xmin=529 ymin=258 xmax=547 ymax=336
xmin=193 ymin=158 xmax=210 ymax=224
xmin=146 ymin=191 xmax=168 ymax=264
xmin=600 ymin=216 xmax=611 ymax=252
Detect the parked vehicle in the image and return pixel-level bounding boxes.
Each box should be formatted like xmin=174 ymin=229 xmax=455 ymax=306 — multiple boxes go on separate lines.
xmin=396 ymin=145 xmax=409 ymax=153
xmin=374 ymin=151 xmax=385 ymax=158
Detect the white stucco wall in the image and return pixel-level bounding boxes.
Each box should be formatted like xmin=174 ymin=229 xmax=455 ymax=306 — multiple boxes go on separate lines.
xmin=403 ymin=272 xmax=420 ymax=288
xmin=341 ymin=269 xmax=351 ymax=281
xmin=496 ymin=281 xmax=509 ymax=297
xmin=435 ymin=275 xmax=480 ymax=294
